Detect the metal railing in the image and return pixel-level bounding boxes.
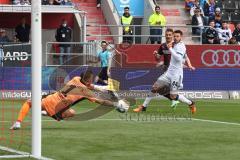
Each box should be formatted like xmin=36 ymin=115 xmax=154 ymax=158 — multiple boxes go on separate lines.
xmin=45 ymin=41 xmax=122 ymax=67
xmin=86 ymin=24 xmax=207 ymax=44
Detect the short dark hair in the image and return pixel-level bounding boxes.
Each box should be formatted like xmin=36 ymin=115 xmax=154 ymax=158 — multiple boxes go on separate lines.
xmin=101 ymin=40 xmax=107 ymax=44
xmin=195 ymin=7 xmax=200 ymax=10
xmin=174 ymin=30 xmax=183 ymax=35
xmin=155 ymin=6 xmax=160 ymax=10
xmin=80 ymin=70 xmax=93 ymax=82
xmin=165 ymin=28 xmax=174 ymax=33
xmin=124 ymin=7 xmax=129 ymax=10
xmin=209 ymin=20 xmax=215 ymax=24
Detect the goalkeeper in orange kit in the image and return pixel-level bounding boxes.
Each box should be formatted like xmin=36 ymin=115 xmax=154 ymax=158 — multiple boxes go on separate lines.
xmin=10 ymin=70 xmax=127 ymax=130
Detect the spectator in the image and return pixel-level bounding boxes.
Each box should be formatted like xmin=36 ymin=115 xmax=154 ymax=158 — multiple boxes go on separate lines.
xmin=20 ymin=0 xmax=30 ymax=5
xmin=199 ymin=0 xmax=207 ymax=8
xmin=217 ymin=22 xmax=232 ymax=44
xmin=185 ymin=0 xmax=195 ymax=9
xmin=12 ymin=0 xmax=21 ymax=5
xmin=0 ymin=29 xmax=11 ymax=66
xmin=148 ymin=6 xmax=166 ymax=44
xmin=48 ymin=0 xmax=54 ymax=5
xmin=121 ymin=7 xmax=133 ymax=44
xmin=15 ymin=17 xmax=30 ymax=43
xmin=209 ymin=7 xmax=222 ymax=28
xmin=203 ymin=0 xmax=215 ymax=18
xmin=203 ymin=20 xmax=219 ymax=44
xmin=0 ymin=29 xmax=11 ymax=44
xmin=61 ymin=0 xmax=72 ymax=5
xmin=97 ymin=0 xmax=101 ymax=8
xmin=232 ymin=22 xmax=240 ymax=43
xmin=54 ymin=0 xmax=62 ymax=5
xmin=55 ymin=19 xmax=72 ymax=65
xmin=190 ymin=0 xmax=204 ymax=17
xmin=13 ymin=0 xmax=30 ymax=5
xmin=191 ymin=7 xmax=207 ymax=35
xmin=228 ymin=37 xmax=238 ymax=45
xmin=42 ymin=0 xmax=49 ymax=5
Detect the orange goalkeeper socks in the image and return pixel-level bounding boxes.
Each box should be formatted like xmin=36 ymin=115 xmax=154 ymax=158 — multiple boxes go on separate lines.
xmin=17 ymin=101 xmax=31 ymax=123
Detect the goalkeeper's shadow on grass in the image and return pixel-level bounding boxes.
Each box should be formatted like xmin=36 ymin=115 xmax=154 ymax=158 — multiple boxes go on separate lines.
xmin=65 ymin=97 xmax=136 ymax=122
xmin=65 ymin=105 xmax=115 ymax=121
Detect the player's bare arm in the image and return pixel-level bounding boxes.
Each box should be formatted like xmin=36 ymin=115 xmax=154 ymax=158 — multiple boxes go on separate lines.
xmin=185 ymin=57 xmax=196 ymax=71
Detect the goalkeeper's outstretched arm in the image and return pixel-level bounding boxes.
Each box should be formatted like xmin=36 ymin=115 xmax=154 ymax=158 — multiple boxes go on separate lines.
xmin=94 ymin=98 xmax=118 ymax=107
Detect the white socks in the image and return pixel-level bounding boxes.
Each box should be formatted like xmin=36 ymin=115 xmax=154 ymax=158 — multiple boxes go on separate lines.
xmin=178 ymin=95 xmax=192 ymax=105
xmin=143 ymin=92 xmax=155 ymax=108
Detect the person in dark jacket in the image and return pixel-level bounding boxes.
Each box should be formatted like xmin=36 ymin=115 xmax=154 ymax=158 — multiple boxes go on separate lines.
xmin=192 ymin=7 xmax=207 ymax=35
xmin=15 ymin=17 xmax=30 ymax=43
xmin=232 ymin=22 xmax=240 ymax=43
xmin=203 ymin=20 xmax=219 ymax=44
xmin=55 ymin=19 xmax=72 ymax=65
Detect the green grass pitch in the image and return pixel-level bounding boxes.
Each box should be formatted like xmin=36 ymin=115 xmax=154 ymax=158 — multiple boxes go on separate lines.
xmin=1 ymin=99 xmax=240 ymax=160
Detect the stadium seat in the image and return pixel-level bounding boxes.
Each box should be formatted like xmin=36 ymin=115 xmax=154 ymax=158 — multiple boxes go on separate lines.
xmin=221 ymin=11 xmax=230 ymax=21
xmin=215 ymin=0 xmax=223 ymax=8
xmin=222 ymin=0 xmax=238 ymax=9
xmin=230 ymin=11 xmax=240 ymax=22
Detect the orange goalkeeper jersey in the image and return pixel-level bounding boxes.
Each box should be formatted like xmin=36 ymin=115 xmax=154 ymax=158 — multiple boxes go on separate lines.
xmin=41 ymin=76 xmax=96 ymax=116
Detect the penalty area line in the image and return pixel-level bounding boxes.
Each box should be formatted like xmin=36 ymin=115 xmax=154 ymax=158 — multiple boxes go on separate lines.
xmin=192 ymin=118 xmax=240 ymax=126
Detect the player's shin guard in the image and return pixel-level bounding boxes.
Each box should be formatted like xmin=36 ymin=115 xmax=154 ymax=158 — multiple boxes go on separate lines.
xmin=178 ymin=95 xmax=192 ymax=105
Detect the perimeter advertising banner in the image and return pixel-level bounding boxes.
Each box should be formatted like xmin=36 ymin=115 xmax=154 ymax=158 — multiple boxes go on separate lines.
xmin=229 ymin=91 xmax=240 ymax=100
xmin=1 ymin=44 xmax=31 ymax=67
xmin=117 ymin=44 xmax=240 ymax=68
xmin=112 ymin=0 xmax=144 ymax=17
xmin=187 ymin=45 xmax=240 ymax=68
xmin=0 ymin=90 xmax=230 ymax=100
xmin=0 ymin=67 xmax=240 ymax=91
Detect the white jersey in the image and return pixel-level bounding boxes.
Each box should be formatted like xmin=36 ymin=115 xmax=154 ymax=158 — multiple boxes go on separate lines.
xmin=157 ymin=41 xmax=186 ymax=91
xmin=216 ymin=27 xmax=232 ymax=41
xmin=166 ymin=41 xmax=186 ymax=77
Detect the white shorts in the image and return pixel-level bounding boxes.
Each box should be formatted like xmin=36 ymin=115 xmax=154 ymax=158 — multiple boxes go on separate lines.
xmin=156 ymin=73 xmax=183 ymax=92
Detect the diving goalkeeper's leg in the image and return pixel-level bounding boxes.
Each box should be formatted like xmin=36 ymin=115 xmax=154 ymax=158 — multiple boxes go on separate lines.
xmin=10 ymin=100 xmax=32 ymax=130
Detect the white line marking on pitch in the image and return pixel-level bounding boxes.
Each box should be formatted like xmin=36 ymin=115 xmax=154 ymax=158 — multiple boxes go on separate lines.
xmin=0 ymin=145 xmax=54 ymax=160
xmin=1 ymin=118 xmax=240 ymax=126
xmin=192 ymin=118 xmax=240 ymax=126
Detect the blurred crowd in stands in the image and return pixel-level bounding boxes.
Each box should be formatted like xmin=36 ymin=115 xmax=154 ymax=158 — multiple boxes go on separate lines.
xmin=11 ymin=0 xmax=73 ymax=5
xmin=186 ymin=0 xmax=240 ymax=44
xmin=1 ymin=0 xmax=239 ymax=45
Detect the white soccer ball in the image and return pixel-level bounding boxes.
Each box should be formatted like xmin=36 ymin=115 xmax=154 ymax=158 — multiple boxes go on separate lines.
xmin=116 ymin=99 xmax=130 ymax=113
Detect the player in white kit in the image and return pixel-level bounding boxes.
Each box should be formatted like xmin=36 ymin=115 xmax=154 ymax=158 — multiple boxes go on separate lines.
xmin=134 ymin=30 xmax=196 ymax=114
